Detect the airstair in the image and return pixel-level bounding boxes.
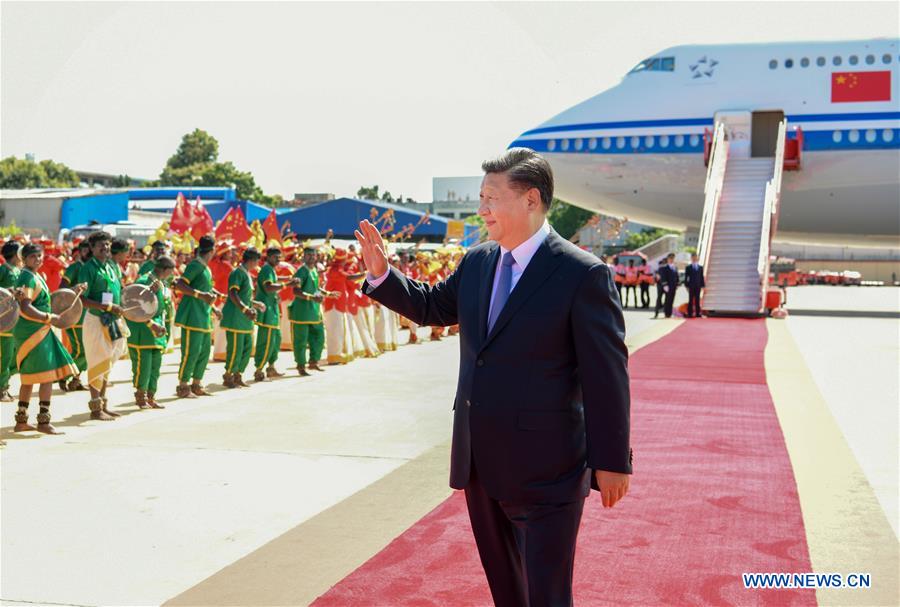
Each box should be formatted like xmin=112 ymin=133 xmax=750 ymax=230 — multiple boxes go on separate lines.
xmin=697 ymin=119 xmax=793 ymax=315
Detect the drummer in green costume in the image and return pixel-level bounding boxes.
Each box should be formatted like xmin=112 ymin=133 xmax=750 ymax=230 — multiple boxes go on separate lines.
xmin=12 ymin=243 xmax=81 ymax=435
xmin=0 ymin=241 xmax=23 ymax=403
xmin=221 ymin=247 xmax=264 ymax=388
xmin=141 ymin=240 xmax=174 ymax=345
xmin=126 ymin=256 xmax=175 ymax=410
xmin=289 ymin=246 xmax=332 ymax=376
xmin=79 ymin=230 xmax=129 ymax=421
xmin=253 ymin=245 xmax=298 ymax=382
xmin=58 ymin=239 xmax=91 ymax=392
xmin=173 ymin=235 xmax=220 ymax=399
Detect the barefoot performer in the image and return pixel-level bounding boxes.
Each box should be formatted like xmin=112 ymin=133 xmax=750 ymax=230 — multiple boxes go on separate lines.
xmin=289 ymin=245 xmax=331 ymax=376
xmin=13 ymin=243 xmax=81 ymax=434
xmin=79 ymin=231 xmax=130 ymax=421
xmin=173 ymin=235 xmax=219 ymax=399
xmin=221 ymin=246 xmax=263 ymax=388
xmin=126 ymin=256 xmax=175 ymax=409
xmin=253 ymin=245 xmax=298 ymax=382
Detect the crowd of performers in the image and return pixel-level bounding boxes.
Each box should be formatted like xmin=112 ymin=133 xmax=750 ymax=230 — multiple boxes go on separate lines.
xmin=0 ymin=232 xmax=465 ymax=435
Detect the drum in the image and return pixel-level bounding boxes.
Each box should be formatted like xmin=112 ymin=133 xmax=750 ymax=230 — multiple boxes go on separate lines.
xmin=50 ymin=289 xmax=83 ymax=329
xmin=0 ymin=287 xmax=19 ymax=333
xmin=121 ymin=283 xmax=158 ymax=322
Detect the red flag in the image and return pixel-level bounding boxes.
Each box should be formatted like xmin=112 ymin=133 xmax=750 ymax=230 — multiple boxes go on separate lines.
xmin=170 ymin=192 xmax=194 ymax=235
xmin=831 ymin=71 xmax=891 ymax=103
xmin=262 ymin=210 xmax=281 ymax=244
xmin=215 ymin=206 xmax=253 ymax=244
xmin=191 ymin=197 xmax=214 ymax=240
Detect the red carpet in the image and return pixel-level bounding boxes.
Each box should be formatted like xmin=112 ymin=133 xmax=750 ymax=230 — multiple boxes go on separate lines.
xmin=314 ymin=319 xmax=815 ymax=606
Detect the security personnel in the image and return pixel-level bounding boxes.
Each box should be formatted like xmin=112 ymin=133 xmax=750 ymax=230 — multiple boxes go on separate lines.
xmin=654 ymin=253 xmax=679 ymax=319
xmin=126 ymin=256 xmax=175 ymax=409
xmin=173 ymin=235 xmax=219 ymax=398
xmin=684 ymin=253 xmax=705 ymax=318
xmin=289 ymin=246 xmax=329 ymax=376
xmin=221 ymin=247 xmax=262 ymax=388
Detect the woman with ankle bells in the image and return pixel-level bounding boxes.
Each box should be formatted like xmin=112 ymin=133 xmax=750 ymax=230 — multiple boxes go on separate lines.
xmin=13 ymin=243 xmax=81 ymax=435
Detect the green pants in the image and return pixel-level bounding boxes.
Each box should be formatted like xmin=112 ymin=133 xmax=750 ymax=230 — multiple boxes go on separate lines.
xmin=178 ymin=328 xmax=211 ymax=382
xmin=292 ymin=322 xmax=324 ymax=366
xmin=225 ymin=330 xmax=253 ymax=374
xmin=64 ymin=326 xmax=87 ymax=373
xmin=129 ymin=346 xmax=162 ymax=392
xmin=0 ymin=334 xmax=16 ymax=390
xmin=254 ymin=325 xmax=280 ymax=370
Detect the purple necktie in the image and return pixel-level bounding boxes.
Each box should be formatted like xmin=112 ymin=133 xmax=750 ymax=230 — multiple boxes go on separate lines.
xmin=488 ymin=252 xmax=515 ymax=333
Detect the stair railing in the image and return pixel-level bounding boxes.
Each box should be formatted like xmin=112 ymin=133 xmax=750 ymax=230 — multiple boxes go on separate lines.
xmin=697 ymin=121 xmax=727 ymax=273
xmin=756 ymin=119 xmax=787 ymax=312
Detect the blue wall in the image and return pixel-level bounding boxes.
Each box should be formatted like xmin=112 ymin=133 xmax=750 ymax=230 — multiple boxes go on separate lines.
xmin=276 ymin=198 xmax=477 ymax=241
xmin=61 ymin=192 xmax=129 ymax=229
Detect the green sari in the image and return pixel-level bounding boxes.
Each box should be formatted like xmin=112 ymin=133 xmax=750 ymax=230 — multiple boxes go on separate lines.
xmin=14 ymin=269 xmax=78 ymax=385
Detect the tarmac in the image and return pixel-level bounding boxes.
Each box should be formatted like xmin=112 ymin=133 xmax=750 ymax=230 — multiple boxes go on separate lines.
xmin=0 ymin=285 xmax=897 ymax=606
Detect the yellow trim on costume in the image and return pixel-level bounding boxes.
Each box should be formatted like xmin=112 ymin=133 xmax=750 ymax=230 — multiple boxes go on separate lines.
xmin=87 ymin=359 xmax=112 ymax=390
xmin=229 ymin=285 xmax=241 ymax=291
xmin=227 ymin=333 xmax=239 ymax=372
xmin=289 ymin=319 xmax=323 ymax=325
xmin=20 ymin=311 xmax=50 ymax=324
xmin=133 ymin=347 xmax=142 ymax=388
xmin=0 ymin=331 xmax=12 ymax=337
xmin=174 ymin=322 xmax=213 ymax=334
xmin=253 ymin=321 xmax=280 ymax=329
xmin=17 ymin=324 xmax=50 ymax=368
xmin=257 ymin=327 xmax=273 ymax=370
xmin=20 ymin=362 xmax=78 ymax=386
xmin=178 ymin=329 xmax=191 ymax=379
xmin=222 ymin=327 xmax=253 ymax=335
xmin=127 ymin=343 xmax=163 ymax=350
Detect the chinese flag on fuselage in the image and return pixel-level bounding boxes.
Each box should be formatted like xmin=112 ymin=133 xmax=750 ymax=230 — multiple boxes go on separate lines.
xmin=831 ymin=71 xmax=891 ymax=103
xmin=169 ymin=192 xmax=194 ymax=234
xmin=191 ymin=197 xmax=214 ymax=241
xmin=262 ymin=210 xmax=281 ymax=244
xmin=215 ymin=206 xmax=252 ymax=244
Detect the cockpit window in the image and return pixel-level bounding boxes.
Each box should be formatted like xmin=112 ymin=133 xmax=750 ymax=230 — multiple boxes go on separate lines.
xmin=628 ymin=56 xmax=675 ymax=74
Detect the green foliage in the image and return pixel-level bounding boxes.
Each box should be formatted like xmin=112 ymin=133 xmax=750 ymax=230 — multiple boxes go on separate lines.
xmin=623 ymin=227 xmax=679 ymax=250
xmin=356 ymin=185 xmax=414 ymax=204
xmin=0 ymin=156 xmax=80 ymax=188
xmin=547 ymin=199 xmax=595 ymax=240
xmin=0 ymin=220 xmax=23 ymax=237
xmin=158 ymin=129 xmax=281 ymax=206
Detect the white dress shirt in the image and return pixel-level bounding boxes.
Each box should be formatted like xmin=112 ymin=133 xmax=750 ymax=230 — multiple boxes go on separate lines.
xmin=367 ymin=220 xmax=552 ymax=326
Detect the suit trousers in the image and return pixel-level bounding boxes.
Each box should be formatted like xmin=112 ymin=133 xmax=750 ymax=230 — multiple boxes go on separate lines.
xmin=464 ymin=457 xmax=585 ymax=607
xmin=687 ymin=287 xmax=702 ymax=317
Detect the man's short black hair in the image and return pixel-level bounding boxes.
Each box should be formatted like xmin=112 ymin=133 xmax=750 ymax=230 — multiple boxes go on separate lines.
xmin=265 ymin=246 xmax=282 ymax=257
xmin=110 ymin=238 xmax=129 ymax=254
xmin=155 ymin=255 xmax=176 ymax=270
xmin=151 ymin=240 xmax=167 ymax=249
xmin=87 ymin=231 xmax=112 ymax=246
xmin=481 ymin=148 xmax=554 ymax=211
xmin=243 ymin=247 xmax=261 ymax=262
xmin=1 ymin=241 xmax=21 ymax=260
xmin=78 ymin=241 xmax=91 ymax=251
xmin=198 ymin=235 xmax=215 ymax=254
xmin=666 ymin=253 xmax=676 ymax=260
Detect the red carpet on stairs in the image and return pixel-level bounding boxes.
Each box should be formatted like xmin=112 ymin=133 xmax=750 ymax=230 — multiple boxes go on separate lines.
xmin=314 ymin=319 xmax=815 ymax=606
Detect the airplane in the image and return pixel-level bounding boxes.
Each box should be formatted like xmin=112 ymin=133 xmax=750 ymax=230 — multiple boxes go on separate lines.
xmin=510 ymin=39 xmax=900 ymax=247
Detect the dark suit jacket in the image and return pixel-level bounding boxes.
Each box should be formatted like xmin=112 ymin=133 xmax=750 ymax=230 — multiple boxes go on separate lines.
xmin=684 ymin=263 xmax=705 ymax=290
xmin=364 ymin=230 xmax=632 ymax=503
xmin=658 ymin=264 xmax=679 ymax=290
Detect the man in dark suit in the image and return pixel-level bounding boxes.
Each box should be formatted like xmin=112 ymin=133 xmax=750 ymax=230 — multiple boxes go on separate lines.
xmin=653 ymin=253 xmax=679 ymax=319
xmin=684 ymin=253 xmax=705 ymax=318
xmin=355 ymin=148 xmax=632 ymax=607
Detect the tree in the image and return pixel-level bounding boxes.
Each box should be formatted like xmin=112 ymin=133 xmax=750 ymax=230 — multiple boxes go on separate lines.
xmin=357 ymin=185 xmax=380 ymax=200
xmin=0 ymin=156 xmax=79 ymax=188
xmin=381 ymin=190 xmax=394 ymax=203
xmin=623 ymin=227 xmax=678 ymax=250
xmin=158 ymin=129 xmax=283 ymax=207
xmin=547 ymin=199 xmax=595 ymax=240
xmin=165 ymin=128 xmax=219 ymax=169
